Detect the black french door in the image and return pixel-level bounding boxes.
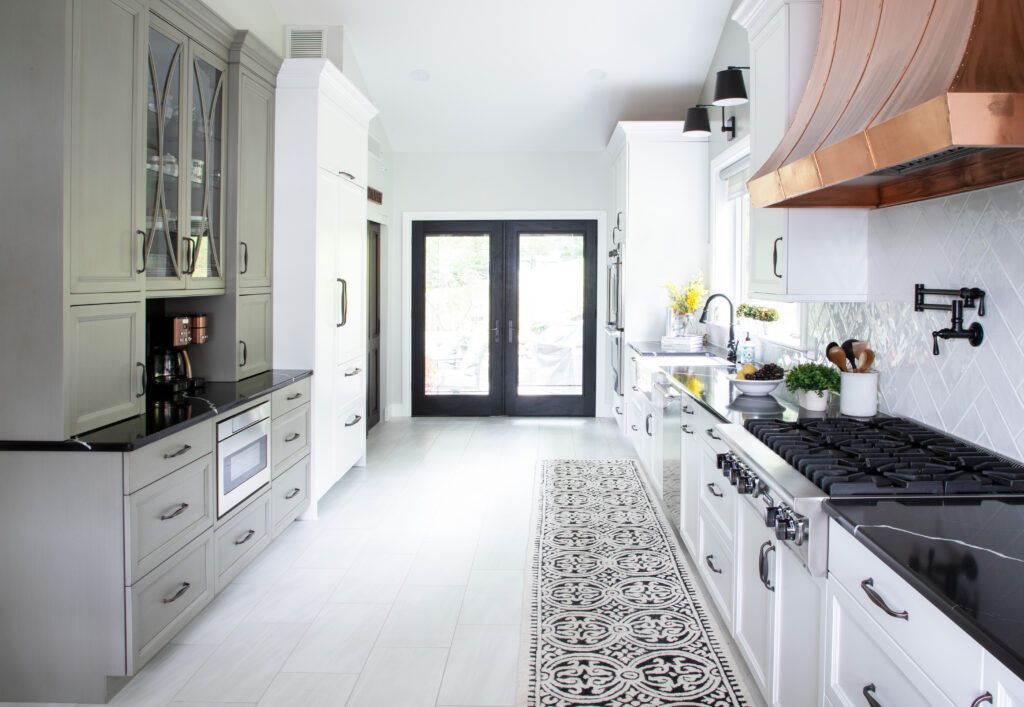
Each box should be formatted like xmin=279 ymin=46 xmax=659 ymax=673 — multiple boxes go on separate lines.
xmin=411 ymin=220 xmax=597 ymax=416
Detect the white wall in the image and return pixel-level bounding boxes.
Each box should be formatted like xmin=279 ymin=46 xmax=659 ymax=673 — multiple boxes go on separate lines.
xmin=200 ymin=0 xmax=284 ymax=55
xmin=386 ymin=151 xmax=611 ymax=417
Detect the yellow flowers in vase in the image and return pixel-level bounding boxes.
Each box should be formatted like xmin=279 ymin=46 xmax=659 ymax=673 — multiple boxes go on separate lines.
xmin=663 ymin=274 xmax=709 ymax=338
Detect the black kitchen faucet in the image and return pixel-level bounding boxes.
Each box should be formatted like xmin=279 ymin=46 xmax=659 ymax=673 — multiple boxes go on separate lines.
xmin=699 ymin=293 xmax=738 ymax=363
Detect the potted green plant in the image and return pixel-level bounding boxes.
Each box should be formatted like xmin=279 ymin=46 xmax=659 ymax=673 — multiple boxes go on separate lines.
xmin=737 ymin=303 xmax=780 ymax=335
xmin=785 ymin=362 xmax=840 ymax=411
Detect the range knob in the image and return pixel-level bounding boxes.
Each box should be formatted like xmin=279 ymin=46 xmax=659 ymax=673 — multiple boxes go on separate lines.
xmin=774 ymin=509 xmax=795 ymax=541
xmin=765 ymin=506 xmax=780 ymax=528
xmin=736 ymin=472 xmax=756 ymax=495
xmin=716 ymin=452 xmax=733 ymax=470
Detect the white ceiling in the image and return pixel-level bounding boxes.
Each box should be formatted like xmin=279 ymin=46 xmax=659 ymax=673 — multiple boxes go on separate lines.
xmin=269 ymin=0 xmax=732 ymax=152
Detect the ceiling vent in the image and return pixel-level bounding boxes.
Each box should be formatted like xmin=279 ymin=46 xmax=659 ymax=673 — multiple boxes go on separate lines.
xmin=286 ymin=27 xmax=327 ymax=59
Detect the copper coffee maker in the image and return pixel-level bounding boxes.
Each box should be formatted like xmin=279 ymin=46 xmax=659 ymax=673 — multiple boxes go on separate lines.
xmin=150 ymin=314 xmax=208 ymax=401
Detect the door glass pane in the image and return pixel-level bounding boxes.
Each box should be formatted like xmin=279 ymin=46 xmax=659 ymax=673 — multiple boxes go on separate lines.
xmin=424 ymin=235 xmax=490 ymax=396
xmin=189 ymin=56 xmax=224 ymax=280
xmin=145 ymin=28 xmax=183 ymax=279
xmin=518 ymin=234 xmax=584 ymax=396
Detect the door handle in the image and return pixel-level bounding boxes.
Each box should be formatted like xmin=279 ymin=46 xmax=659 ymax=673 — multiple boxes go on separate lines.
xmin=758 ymin=541 xmax=775 ymax=591
xmin=345 ymin=414 xmax=362 ymax=427
xmin=162 ymin=582 xmax=191 ymax=604
xmin=182 ymin=237 xmax=195 ymax=275
xmin=234 ymin=529 xmax=256 ymax=545
xmin=682 ymin=405 xmax=694 ymax=415
xmin=285 ymin=487 xmax=301 ymax=500
xmin=136 ymin=362 xmax=147 ymax=398
xmin=338 ymin=170 xmax=355 ymax=181
xmin=860 ymin=578 xmax=909 ymax=620
xmin=492 ymin=319 xmax=500 ymax=344
xmin=163 ymin=444 xmax=192 ymax=459
xmin=135 ymin=229 xmax=147 ymax=274
xmin=971 ymin=693 xmax=994 ymax=707
xmin=681 ymin=424 xmax=694 ymax=435
xmin=645 ymin=414 xmax=653 ymax=436
xmin=239 ymin=241 xmax=248 ymax=274
xmin=284 ymin=432 xmax=301 ymax=443
xmin=239 ymin=340 xmax=248 ymax=367
xmin=706 ymin=482 xmax=723 ymax=498
xmin=507 ymin=319 xmax=514 ymax=343
xmin=706 ymin=428 xmax=721 ymax=441
xmin=160 ymin=502 xmax=189 ymax=521
xmin=286 ymin=392 xmax=303 ymax=401
xmin=337 ymin=278 xmax=348 ymax=327
xmin=862 ymin=683 xmax=881 ymax=707
xmin=344 ymin=368 xmax=362 ymax=377
xmin=704 ymin=555 xmax=722 ymax=574
xmin=772 ymin=236 xmax=783 ymax=279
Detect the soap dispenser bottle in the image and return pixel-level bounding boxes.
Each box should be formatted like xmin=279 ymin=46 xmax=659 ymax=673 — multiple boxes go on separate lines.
xmin=738 ymin=333 xmax=756 ymax=364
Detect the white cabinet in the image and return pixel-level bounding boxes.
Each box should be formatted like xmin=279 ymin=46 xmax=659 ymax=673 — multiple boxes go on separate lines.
xmin=984 ymin=653 xmax=1024 ymax=707
xmin=273 ymin=59 xmax=376 ymax=511
xmin=678 ymin=414 xmax=702 ymax=557
xmin=735 ymin=0 xmax=868 ymax=302
xmin=606 ymin=123 xmax=709 ymax=342
xmin=734 ymin=496 xmax=775 ymax=702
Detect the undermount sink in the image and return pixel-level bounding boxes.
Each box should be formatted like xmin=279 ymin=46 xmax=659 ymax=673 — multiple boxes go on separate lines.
xmin=655 ymin=354 xmax=733 ymax=367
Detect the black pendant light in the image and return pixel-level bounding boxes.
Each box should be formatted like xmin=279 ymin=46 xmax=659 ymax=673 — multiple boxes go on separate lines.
xmin=683 ymin=106 xmax=712 ymax=136
xmin=713 ymin=66 xmax=749 ymax=107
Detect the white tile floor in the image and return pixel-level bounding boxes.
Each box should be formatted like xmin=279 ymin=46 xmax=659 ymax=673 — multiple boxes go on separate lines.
xmin=5 ymin=417 xmax=759 ymax=707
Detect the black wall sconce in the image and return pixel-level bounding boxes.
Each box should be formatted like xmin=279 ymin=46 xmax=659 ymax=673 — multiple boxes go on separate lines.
xmin=914 ymin=284 xmax=986 ymax=355
xmin=683 ymin=66 xmax=748 ymax=141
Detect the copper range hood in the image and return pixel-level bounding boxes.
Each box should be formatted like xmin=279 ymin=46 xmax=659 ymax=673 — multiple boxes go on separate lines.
xmin=748 ymin=0 xmax=1024 ymax=209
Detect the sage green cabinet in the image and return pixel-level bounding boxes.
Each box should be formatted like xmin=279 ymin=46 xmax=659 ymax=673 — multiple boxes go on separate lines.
xmin=237 ymin=293 xmax=271 ymax=378
xmin=68 ymin=0 xmax=146 ymax=295
xmin=66 ymin=301 xmax=145 ymax=435
xmin=234 ymin=73 xmax=274 ymax=290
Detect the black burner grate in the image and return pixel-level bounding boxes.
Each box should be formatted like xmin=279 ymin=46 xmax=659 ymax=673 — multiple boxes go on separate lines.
xmin=744 ymin=417 xmax=1024 ymax=497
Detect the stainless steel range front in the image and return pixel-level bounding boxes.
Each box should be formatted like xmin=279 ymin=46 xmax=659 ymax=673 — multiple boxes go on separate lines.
xmin=216 ymin=401 xmax=272 ymax=518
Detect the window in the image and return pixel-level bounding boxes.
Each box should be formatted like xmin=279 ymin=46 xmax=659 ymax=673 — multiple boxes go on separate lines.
xmin=709 ymin=145 xmax=803 ymax=348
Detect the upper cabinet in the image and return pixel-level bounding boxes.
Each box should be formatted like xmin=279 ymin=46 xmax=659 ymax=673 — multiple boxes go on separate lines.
xmin=144 ymin=15 xmax=227 ymax=295
xmin=736 ymin=0 xmax=868 ymax=302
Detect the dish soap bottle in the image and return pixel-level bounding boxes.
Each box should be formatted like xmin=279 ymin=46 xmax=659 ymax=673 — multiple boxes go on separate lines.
xmin=738 ymin=333 xmax=756 ymax=365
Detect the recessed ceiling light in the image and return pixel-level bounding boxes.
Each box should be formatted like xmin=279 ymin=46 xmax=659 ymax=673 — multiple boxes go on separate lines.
xmin=587 ymin=68 xmax=607 ymax=81
xmin=409 ymin=69 xmax=431 ymax=82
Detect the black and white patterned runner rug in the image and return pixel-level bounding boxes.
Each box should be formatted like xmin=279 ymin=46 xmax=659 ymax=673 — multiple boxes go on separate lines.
xmin=522 ymin=459 xmax=750 ymax=707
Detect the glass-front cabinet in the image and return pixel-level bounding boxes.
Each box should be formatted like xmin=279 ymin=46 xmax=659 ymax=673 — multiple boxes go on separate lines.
xmin=144 ymin=18 xmax=225 ymax=293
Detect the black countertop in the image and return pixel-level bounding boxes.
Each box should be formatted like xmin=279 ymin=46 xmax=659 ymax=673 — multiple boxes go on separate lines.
xmin=0 ymin=369 xmax=313 ymax=452
xmin=825 ymin=499 xmax=1024 ymax=682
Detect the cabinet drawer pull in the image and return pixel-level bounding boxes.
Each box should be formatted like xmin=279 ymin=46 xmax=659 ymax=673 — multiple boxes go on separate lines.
xmin=286 ymin=392 xmax=303 ymax=401
xmin=682 ymin=405 xmax=694 ymax=415
xmin=338 ymin=170 xmax=355 ymax=180
xmin=345 ymin=414 xmax=362 ymax=427
xmin=135 ymin=229 xmax=147 ymax=274
xmin=239 ymin=241 xmax=249 ymax=274
xmin=704 ymin=555 xmax=722 ymax=574
xmin=159 ymin=502 xmax=189 ymax=521
xmin=971 ymin=693 xmax=993 ymax=707
xmin=162 ymin=582 xmax=191 ymax=604
xmin=614 ymin=406 xmax=622 ymax=415
xmin=234 ymin=529 xmax=256 ymax=546
xmin=706 ymin=482 xmax=723 ymax=498
xmin=862 ymin=683 xmax=881 ymax=707
xmin=630 ymin=424 xmax=639 ymax=431
xmin=758 ymin=541 xmax=775 ymax=591
xmin=337 ymin=278 xmax=348 ymax=327
xmin=706 ymin=428 xmax=721 ymax=441
xmin=344 ymin=368 xmax=362 ymax=377
xmin=239 ymin=340 xmax=248 ymax=367
xmin=136 ymin=362 xmax=147 ymax=399
xmin=772 ymin=236 xmax=783 ymax=279
xmin=284 ymin=432 xmax=301 ymax=443
xmin=285 ymin=487 xmax=301 ymax=500
xmin=163 ymin=444 xmax=192 ymax=460
xmin=645 ymin=414 xmax=653 ymax=436
xmin=681 ymin=424 xmax=694 ymax=435
xmin=860 ymin=578 xmax=909 ymax=620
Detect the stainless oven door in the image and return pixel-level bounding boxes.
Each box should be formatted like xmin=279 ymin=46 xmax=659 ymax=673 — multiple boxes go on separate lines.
xmin=606 ymin=248 xmax=622 ymax=329
xmin=217 ymin=417 xmax=271 ymax=517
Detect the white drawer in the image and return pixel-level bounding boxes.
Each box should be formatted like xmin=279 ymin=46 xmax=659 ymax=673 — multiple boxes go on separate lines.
xmin=825 ymin=578 xmax=953 ymax=707
xmin=335 ymin=396 xmax=366 ymax=473
xmin=271 ymin=403 xmax=310 ymax=475
xmin=272 ymin=455 xmax=310 ymax=537
xmin=828 ymin=520 xmax=984 ymax=703
xmin=215 ymin=490 xmax=271 ymax=590
xmin=126 ymin=421 xmax=214 ymax=493
xmin=272 ymin=377 xmax=310 ymax=419
xmin=698 ymin=515 xmax=734 ymax=621
xmin=125 ymin=454 xmax=214 ymax=583
xmin=335 ymin=357 xmax=366 ymax=408
xmin=127 ymin=529 xmax=214 ymax=673
xmin=699 ymin=451 xmax=735 ymax=542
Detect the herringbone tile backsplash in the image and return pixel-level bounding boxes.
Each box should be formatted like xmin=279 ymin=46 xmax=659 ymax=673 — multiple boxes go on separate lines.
xmin=805 ymin=182 xmax=1024 ymax=461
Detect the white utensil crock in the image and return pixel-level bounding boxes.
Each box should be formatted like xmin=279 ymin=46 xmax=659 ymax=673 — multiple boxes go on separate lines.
xmin=798 ymin=390 xmax=829 ymax=411
xmin=840 ymin=371 xmax=879 ymax=417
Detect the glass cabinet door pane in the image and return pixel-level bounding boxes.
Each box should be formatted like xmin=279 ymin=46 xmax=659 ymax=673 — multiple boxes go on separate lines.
xmin=188 ymin=55 xmax=224 ymax=282
xmin=145 ymin=27 xmax=184 ymax=280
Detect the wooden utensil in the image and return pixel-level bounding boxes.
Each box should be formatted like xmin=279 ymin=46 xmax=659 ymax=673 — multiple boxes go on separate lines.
xmin=856 ymin=348 xmax=875 ymax=373
xmin=826 ymin=342 xmax=850 ymax=371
